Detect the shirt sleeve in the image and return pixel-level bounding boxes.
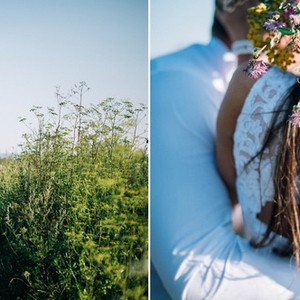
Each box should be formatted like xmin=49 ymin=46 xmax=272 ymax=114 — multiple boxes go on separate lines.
xmin=151 ymin=69 xmax=233 ymax=298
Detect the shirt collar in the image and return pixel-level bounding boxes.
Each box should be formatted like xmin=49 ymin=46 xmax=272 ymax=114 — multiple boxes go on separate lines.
xmin=209 ymin=37 xmax=236 ymax=67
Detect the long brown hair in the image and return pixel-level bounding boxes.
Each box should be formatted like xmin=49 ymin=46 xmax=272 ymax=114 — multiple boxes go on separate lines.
xmin=249 ymin=81 xmax=300 ymax=265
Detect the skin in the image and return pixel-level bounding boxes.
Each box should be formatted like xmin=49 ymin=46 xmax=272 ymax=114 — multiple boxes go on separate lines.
xmin=214 ymin=0 xmax=259 ymax=230
xmin=216 ymin=62 xmax=256 ymax=207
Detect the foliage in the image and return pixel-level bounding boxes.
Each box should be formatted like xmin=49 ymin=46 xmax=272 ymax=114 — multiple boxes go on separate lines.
xmin=0 ymin=82 xmax=148 ymax=299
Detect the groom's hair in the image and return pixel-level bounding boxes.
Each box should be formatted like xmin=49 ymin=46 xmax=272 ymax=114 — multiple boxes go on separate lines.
xmin=211 ymin=0 xmax=230 ymax=42
xmin=211 ymin=0 xmax=231 ymax=44
xmin=211 ymin=14 xmax=230 ymax=41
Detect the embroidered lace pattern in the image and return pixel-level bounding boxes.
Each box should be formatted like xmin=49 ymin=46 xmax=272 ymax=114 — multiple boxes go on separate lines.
xmin=234 ymin=67 xmax=296 ymax=247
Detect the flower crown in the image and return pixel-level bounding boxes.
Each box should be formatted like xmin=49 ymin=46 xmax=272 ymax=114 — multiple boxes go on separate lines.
xmin=244 ymin=0 xmax=300 ymax=126
xmin=246 ymin=0 xmax=300 ymax=78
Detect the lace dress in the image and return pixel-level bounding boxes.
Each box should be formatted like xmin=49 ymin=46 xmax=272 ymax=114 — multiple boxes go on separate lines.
xmin=234 ymin=66 xmax=296 ymax=248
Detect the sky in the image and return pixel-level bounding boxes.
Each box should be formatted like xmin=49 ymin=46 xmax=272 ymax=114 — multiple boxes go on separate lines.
xmin=0 ymin=0 xmax=148 ymax=153
xmin=151 ymin=0 xmax=214 ymax=57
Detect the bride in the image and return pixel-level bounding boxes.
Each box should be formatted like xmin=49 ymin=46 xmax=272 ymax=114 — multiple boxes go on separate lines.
xmin=218 ymin=0 xmax=300 ymax=263
xmin=152 ymin=0 xmax=300 ymax=299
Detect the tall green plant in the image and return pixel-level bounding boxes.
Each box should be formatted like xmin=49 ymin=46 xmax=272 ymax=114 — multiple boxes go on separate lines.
xmin=0 ymin=84 xmax=148 ymax=299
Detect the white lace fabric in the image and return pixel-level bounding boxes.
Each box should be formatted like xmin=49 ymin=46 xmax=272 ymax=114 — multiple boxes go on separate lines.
xmin=234 ymin=67 xmax=296 ymax=247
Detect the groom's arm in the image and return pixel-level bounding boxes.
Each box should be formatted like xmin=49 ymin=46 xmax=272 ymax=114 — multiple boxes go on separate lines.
xmin=151 ymin=67 xmax=234 ymax=298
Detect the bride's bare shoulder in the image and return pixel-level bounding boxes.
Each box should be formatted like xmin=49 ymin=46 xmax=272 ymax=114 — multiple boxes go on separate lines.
xmin=222 ymin=61 xmax=258 ymax=114
xmin=230 ymin=61 xmax=257 ymax=93
xmin=217 ymin=61 xmax=258 ymax=137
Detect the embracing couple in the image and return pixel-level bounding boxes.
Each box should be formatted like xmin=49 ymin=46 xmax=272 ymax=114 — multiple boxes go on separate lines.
xmin=151 ymin=0 xmax=300 ymax=299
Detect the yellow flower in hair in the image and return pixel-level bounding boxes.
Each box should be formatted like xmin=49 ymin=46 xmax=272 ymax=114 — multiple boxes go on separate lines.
xmin=254 ymin=3 xmax=268 ymax=13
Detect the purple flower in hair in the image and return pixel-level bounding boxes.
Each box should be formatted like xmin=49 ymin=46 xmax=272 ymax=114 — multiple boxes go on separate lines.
xmin=263 ymin=19 xmax=287 ymax=31
xmin=244 ymin=60 xmax=270 ymax=79
xmin=289 ymin=102 xmax=300 ymax=127
xmin=290 ymin=111 xmax=300 ymax=127
xmin=284 ymin=5 xmax=298 ymax=18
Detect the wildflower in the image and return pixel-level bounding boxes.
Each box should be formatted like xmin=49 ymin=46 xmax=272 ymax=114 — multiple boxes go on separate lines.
xmin=289 ymin=108 xmax=300 ymax=127
xmin=252 ymin=3 xmax=267 ymax=14
xmin=248 ymin=0 xmax=300 ymax=71
xmin=283 ymin=5 xmax=298 ymax=18
xmin=244 ymin=59 xmax=270 ymax=79
xmin=263 ymin=19 xmax=287 ymax=31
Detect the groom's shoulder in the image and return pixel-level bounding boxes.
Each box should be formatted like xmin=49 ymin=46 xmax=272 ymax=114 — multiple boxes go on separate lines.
xmin=151 ymin=43 xmax=208 ymax=76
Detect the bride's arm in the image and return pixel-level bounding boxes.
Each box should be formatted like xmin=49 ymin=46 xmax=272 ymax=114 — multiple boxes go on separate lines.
xmin=216 ymin=62 xmax=256 ymax=207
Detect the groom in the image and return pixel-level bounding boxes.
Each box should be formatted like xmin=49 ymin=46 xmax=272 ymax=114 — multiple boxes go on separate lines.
xmin=151 ymin=1 xmax=255 ymax=298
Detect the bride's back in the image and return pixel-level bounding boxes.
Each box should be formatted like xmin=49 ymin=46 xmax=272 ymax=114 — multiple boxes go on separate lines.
xmin=234 ymin=66 xmax=297 ymax=250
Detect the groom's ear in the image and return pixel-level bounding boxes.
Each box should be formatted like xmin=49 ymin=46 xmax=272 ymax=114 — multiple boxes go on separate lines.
xmin=215 ymin=0 xmax=258 ymax=43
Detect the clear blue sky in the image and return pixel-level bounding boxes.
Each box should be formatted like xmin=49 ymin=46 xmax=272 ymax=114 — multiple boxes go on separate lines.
xmin=151 ymin=0 xmax=214 ymax=57
xmin=0 ymin=0 xmax=148 ymax=153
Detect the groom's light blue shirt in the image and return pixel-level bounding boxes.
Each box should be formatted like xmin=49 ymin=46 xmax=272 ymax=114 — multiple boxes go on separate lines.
xmin=151 ymin=38 xmax=236 ymax=299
